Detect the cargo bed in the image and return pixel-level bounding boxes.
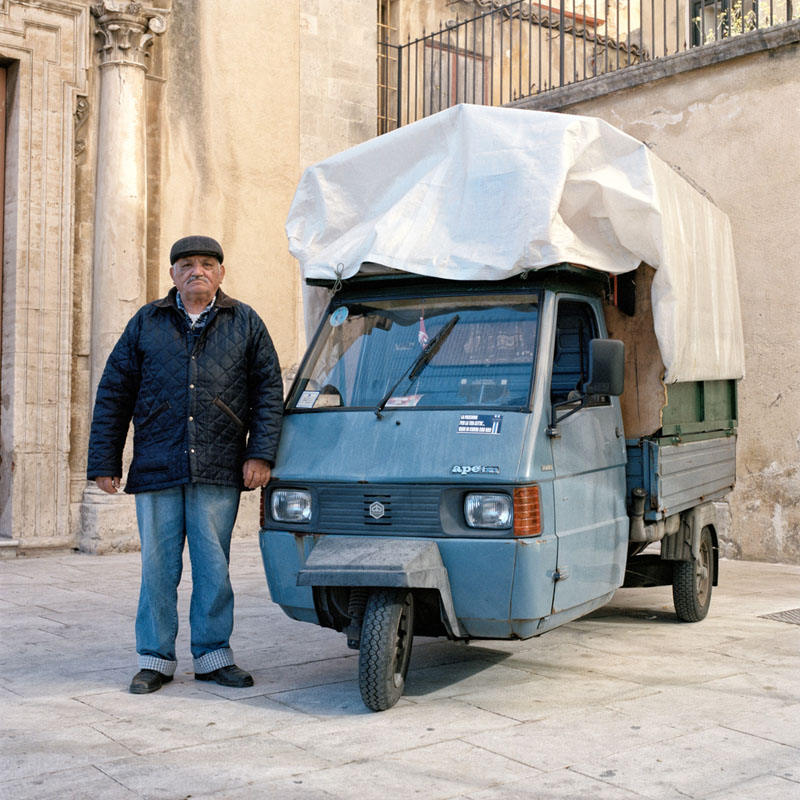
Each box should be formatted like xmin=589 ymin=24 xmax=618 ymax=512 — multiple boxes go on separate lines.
xmin=626 ymin=436 xmax=737 ymax=521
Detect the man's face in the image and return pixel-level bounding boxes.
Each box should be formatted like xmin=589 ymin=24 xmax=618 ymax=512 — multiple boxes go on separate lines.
xmin=170 ymin=254 xmax=225 ymax=307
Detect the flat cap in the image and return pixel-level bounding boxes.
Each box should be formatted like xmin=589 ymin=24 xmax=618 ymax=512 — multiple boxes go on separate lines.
xmin=169 ymin=235 xmax=224 ymax=265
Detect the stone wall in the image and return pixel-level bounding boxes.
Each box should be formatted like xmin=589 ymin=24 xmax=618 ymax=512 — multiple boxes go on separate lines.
xmin=0 ymin=1 xmax=89 ymax=555
xmin=7 ymin=0 xmax=792 ymax=563
xmin=0 ymin=0 xmax=377 ymax=554
xmin=300 ymin=0 xmax=377 ymax=170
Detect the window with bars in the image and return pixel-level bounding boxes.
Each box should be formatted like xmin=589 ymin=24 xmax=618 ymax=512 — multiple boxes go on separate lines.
xmin=378 ymin=0 xmax=398 ymax=134
xmin=422 ymin=40 xmax=490 ymax=116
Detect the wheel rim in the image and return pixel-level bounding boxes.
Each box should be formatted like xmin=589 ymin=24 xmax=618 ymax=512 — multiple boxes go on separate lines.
xmin=392 ymin=601 xmax=413 ymax=688
xmin=696 ymin=535 xmax=711 ymax=606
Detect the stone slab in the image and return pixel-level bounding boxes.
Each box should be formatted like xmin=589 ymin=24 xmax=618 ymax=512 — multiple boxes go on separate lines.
xmin=0 ymin=765 xmax=138 ymax=800
xmin=275 ymin=696 xmax=516 ymax=762
xmin=1 ymin=551 xmax=800 ymax=799
xmin=463 ymin=705 xmax=688 ymax=772
xmin=462 ymin=769 xmax=646 ymax=799
xmin=570 ymin=726 xmax=800 ymax=799
xmin=253 ymin=738 xmax=542 ymax=800
xmin=98 ymin=734 xmax=333 ymax=797
xmin=0 ymin=723 xmax=133 ymax=784
xmin=78 ymin=687 xmax=310 ymax=754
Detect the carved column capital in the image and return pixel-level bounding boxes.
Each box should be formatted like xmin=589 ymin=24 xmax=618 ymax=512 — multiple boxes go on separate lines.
xmin=91 ymin=2 xmax=168 ymax=69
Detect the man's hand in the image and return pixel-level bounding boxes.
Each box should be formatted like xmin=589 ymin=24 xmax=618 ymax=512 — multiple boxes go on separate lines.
xmin=96 ymin=476 xmax=121 ymax=494
xmin=243 ymin=458 xmax=271 ymax=489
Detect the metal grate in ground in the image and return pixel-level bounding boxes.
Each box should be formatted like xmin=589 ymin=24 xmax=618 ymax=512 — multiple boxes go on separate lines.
xmin=760 ymin=608 xmax=800 ymax=625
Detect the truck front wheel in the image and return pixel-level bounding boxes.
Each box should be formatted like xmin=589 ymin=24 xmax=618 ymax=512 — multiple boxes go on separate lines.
xmin=358 ymin=588 xmax=414 ymax=711
xmin=672 ymin=526 xmax=714 ymax=622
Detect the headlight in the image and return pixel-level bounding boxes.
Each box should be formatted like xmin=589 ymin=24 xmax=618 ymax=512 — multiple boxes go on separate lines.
xmin=464 ymin=493 xmax=512 ymax=529
xmin=270 ymin=489 xmax=312 ymax=523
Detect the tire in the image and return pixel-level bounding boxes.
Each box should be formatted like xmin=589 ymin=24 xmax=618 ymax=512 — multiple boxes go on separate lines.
xmin=672 ymin=526 xmax=714 ymax=622
xmin=358 ymin=588 xmax=414 ymax=712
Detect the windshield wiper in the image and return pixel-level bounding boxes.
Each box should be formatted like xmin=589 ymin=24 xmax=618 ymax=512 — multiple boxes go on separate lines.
xmin=374 ymin=314 xmax=460 ymax=419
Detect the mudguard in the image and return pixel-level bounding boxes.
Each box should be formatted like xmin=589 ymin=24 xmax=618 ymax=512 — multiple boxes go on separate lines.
xmin=296 ymin=536 xmax=467 ymax=638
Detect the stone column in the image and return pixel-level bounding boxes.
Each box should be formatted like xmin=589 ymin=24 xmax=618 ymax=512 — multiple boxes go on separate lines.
xmin=80 ymin=2 xmax=167 ymax=553
xmin=90 ymin=1 xmax=167 ymax=399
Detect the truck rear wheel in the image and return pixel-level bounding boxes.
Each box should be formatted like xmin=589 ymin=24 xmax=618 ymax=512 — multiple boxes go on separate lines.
xmin=358 ymin=588 xmax=414 ymax=711
xmin=672 ymin=526 xmax=714 ymax=622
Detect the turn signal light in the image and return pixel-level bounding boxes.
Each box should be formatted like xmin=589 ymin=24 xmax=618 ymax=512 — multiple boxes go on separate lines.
xmin=513 ymin=485 xmax=541 ymax=537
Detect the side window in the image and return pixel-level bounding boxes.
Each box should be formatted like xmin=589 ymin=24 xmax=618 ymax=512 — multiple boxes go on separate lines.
xmin=551 ymin=300 xmax=604 ymax=405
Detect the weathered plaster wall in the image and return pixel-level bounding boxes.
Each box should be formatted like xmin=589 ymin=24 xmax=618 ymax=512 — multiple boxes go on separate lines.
xmin=298 ymin=0 xmax=378 ymax=343
xmin=146 ymin=0 xmax=301 ymax=543
xmin=550 ymin=44 xmax=800 ymax=563
xmin=148 ymin=0 xmax=375 ymax=543
xmin=157 ymin=0 xmax=301 ymax=365
xmin=300 ymin=0 xmax=377 ymax=169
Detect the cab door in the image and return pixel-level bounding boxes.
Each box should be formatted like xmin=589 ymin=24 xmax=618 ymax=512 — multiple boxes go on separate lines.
xmin=548 ymin=297 xmax=628 ymax=614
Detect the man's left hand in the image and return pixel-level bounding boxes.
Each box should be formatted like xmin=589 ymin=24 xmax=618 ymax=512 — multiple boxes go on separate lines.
xmin=243 ymin=458 xmax=271 ymax=489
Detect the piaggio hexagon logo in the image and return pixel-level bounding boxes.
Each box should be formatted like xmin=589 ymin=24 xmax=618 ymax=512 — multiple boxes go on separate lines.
xmin=369 ymin=501 xmax=385 ymax=519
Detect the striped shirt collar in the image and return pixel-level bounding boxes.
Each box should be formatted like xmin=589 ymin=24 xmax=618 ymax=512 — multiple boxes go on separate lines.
xmin=176 ymin=291 xmax=217 ymax=329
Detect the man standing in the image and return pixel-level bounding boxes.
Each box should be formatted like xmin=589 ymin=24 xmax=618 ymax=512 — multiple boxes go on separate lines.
xmin=87 ymin=235 xmax=284 ymax=694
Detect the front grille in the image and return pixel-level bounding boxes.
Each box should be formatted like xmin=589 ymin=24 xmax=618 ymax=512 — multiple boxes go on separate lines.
xmin=316 ymin=484 xmax=442 ymax=534
xmin=364 ymin=494 xmax=392 ymax=525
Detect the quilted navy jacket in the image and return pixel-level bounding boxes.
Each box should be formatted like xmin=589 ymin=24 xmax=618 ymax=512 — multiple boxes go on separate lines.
xmin=87 ymin=288 xmax=283 ymax=494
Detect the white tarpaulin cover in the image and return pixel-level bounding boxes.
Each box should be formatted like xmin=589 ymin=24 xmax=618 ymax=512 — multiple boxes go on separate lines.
xmin=286 ymin=104 xmax=744 ymax=383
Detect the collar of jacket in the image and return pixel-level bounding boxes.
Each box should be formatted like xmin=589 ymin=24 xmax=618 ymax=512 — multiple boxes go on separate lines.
xmin=154 ymin=286 xmax=238 ymax=310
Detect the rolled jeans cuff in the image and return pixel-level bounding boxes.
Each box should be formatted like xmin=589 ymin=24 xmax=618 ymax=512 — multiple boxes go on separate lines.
xmin=194 ymin=647 xmax=235 ymax=674
xmin=138 ymin=655 xmax=177 ymax=676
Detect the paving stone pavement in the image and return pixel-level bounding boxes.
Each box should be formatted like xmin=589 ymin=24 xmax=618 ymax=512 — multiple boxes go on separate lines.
xmin=1 ymin=541 xmax=799 ymax=800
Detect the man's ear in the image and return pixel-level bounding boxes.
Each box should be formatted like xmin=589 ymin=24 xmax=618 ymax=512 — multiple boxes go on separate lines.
xmin=169 ymin=265 xmax=176 ymax=284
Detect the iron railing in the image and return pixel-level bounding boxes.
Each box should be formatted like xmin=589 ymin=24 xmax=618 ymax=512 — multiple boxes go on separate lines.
xmin=378 ymin=0 xmax=798 ymax=132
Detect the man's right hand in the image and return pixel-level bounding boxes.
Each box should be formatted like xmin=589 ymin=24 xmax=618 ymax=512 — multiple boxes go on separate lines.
xmin=96 ymin=477 xmax=121 ymax=494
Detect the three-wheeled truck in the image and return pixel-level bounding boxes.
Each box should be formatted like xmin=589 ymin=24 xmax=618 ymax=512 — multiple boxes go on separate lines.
xmin=259 ymin=106 xmax=745 ymax=711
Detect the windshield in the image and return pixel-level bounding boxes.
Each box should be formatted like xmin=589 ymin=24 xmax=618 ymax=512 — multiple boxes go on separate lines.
xmin=287 ymin=293 xmax=539 ymax=411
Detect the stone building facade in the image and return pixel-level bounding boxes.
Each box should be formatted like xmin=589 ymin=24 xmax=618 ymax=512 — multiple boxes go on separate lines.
xmin=0 ymin=0 xmax=376 ymax=556
xmin=1 ymin=0 xmax=796 ymax=564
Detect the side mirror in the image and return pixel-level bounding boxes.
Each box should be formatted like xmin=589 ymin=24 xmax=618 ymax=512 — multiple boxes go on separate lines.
xmin=546 ymin=338 xmax=625 ymax=437
xmin=584 ymin=339 xmax=625 ymax=397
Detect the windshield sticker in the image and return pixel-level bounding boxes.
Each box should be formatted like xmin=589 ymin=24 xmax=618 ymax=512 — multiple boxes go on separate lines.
xmin=329 ymin=306 xmax=349 ymax=327
xmin=458 ymin=414 xmax=503 ymax=435
xmin=385 ymin=394 xmax=422 ymax=408
xmin=296 ymin=390 xmax=320 ymax=409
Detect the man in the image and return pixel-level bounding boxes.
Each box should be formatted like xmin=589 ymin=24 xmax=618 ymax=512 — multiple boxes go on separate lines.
xmin=87 ymin=235 xmax=283 ymax=694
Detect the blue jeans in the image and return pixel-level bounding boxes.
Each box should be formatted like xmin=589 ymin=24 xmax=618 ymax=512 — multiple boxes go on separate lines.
xmin=134 ymin=483 xmax=241 ymax=675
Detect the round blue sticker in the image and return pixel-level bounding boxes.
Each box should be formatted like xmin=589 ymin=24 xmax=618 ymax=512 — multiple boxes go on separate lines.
xmin=330 ymin=307 xmax=349 ymax=327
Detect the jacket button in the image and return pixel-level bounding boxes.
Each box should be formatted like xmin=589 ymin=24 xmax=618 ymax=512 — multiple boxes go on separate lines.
xmin=188 ymin=416 xmax=194 ymax=421
xmin=189 ymin=384 xmax=195 ymax=389
xmin=190 ymin=449 xmax=195 ymax=454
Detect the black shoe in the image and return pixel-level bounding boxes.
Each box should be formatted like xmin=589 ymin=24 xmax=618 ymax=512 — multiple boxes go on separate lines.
xmin=129 ymin=669 xmax=173 ymax=694
xmin=194 ymin=664 xmax=254 ymax=687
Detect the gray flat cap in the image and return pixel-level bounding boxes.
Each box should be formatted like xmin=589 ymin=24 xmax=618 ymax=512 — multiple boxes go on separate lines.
xmin=169 ymin=235 xmax=224 ymax=265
